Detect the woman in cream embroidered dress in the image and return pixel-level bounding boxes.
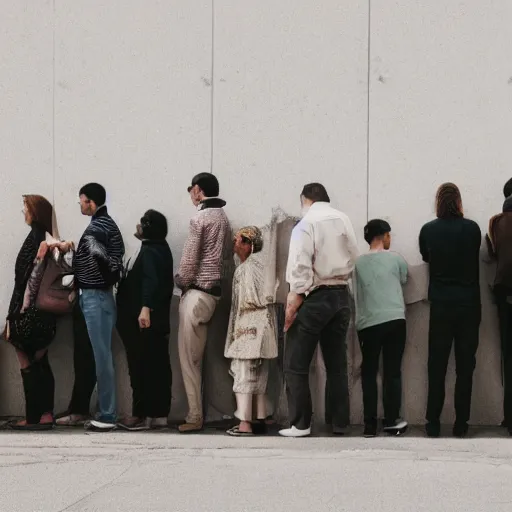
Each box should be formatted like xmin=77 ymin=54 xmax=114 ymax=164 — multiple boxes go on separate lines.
xmin=225 ymin=226 xmax=278 ymax=436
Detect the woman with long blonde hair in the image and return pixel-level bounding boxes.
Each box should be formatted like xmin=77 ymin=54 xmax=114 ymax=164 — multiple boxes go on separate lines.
xmin=5 ymin=195 xmax=59 ymax=430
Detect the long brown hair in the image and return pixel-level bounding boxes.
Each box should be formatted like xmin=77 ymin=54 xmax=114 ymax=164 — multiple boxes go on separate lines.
xmin=23 ymin=195 xmax=54 ymax=234
xmin=436 ymin=183 xmax=464 ymax=219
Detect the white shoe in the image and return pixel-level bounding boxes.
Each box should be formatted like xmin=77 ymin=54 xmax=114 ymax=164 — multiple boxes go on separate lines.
xmin=150 ymin=417 xmax=169 ymax=430
xmin=279 ymin=426 xmax=311 ymax=438
xmin=86 ymin=420 xmax=116 ymax=432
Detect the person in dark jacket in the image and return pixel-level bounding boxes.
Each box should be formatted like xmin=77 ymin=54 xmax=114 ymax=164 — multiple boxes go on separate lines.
xmin=54 ymin=183 xmax=124 ymax=432
xmin=116 ymin=210 xmax=174 ymax=431
xmin=487 ymin=178 xmax=512 ymax=434
xmin=5 ymin=195 xmax=58 ymax=430
xmin=419 ymin=183 xmax=481 ymax=439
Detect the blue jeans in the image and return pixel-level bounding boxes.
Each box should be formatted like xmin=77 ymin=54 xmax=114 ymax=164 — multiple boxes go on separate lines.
xmin=79 ymin=289 xmax=117 ymax=423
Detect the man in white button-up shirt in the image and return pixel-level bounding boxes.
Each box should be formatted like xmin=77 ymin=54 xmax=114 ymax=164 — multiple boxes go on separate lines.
xmin=279 ymin=183 xmax=359 ymax=438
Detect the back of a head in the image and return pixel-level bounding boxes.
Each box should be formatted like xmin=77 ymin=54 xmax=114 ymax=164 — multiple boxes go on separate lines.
xmin=79 ymin=183 xmax=107 ymax=207
xmin=192 ymin=173 xmax=219 ymax=198
xmin=24 ymin=194 xmax=54 ymax=234
xmin=504 ymin=178 xmax=512 ymax=199
xmin=142 ymin=209 xmax=168 ymax=240
xmin=301 ymin=183 xmax=330 ymax=203
xmin=436 ymin=182 xmax=463 ymax=220
xmin=364 ymin=219 xmax=391 ymax=245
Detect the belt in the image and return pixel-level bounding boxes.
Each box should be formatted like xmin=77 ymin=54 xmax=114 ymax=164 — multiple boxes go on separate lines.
xmin=309 ymin=285 xmax=347 ymax=295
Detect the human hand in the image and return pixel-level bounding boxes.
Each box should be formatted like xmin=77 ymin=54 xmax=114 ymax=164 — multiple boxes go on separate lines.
xmin=3 ymin=321 xmax=10 ymax=341
xmin=138 ymin=307 xmax=151 ymax=329
xmin=49 ymin=241 xmax=73 ymax=253
xmin=284 ymin=292 xmax=304 ymax=332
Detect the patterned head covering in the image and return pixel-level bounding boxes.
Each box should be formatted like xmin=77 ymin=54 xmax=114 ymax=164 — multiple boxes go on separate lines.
xmin=237 ymin=226 xmax=264 ymax=254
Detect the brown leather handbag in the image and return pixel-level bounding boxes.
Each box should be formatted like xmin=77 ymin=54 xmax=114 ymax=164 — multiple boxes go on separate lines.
xmin=35 ymin=251 xmax=76 ymax=315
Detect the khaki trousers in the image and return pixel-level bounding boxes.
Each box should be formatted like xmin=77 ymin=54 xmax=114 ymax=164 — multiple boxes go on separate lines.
xmin=178 ymin=289 xmax=218 ymax=423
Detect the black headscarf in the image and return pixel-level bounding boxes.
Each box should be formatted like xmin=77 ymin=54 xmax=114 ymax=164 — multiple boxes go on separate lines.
xmin=140 ymin=209 xmax=168 ymax=240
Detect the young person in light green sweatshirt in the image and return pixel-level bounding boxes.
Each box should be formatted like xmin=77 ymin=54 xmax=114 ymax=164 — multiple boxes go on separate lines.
xmin=354 ymin=219 xmax=408 ymax=438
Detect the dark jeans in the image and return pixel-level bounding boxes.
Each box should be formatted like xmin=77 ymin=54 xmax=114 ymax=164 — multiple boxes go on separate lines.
xmin=426 ymin=302 xmax=481 ymax=425
xmin=117 ymin=317 xmax=172 ymax=419
xmin=284 ymin=287 xmax=351 ymax=430
xmin=68 ymin=303 xmax=97 ymax=417
xmin=357 ymin=319 xmax=406 ymax=426
xmin=494 ymin=288 xmax=512 ymax=426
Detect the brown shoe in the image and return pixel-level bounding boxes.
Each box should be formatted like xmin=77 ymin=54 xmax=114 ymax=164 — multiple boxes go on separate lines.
xmin=178 ymin=420 xmax=203 ymax=433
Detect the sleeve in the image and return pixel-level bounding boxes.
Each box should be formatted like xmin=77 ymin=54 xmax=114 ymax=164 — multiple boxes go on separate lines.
xmin=487 ymin=215 xmax=500 ymax=259
xmin=398 ymin=255 xmax=409 ymax=285
xmin=88 ymin=227 xmax=124 ymax=278
xmin=419 ymin=226 xmax=429 ymax=263
xmin=239 ymin=260 xmax=267 ymax=310
xmin=142 ymin=249 xmax=159 ymax=310
xmin=285 ymin=221 xmax=315 ymax=295
xmin=175 ymin=216 xmax=203 ymax=288
xmin=7 ymin=236 xmax=38 ymax=320
xmin=344 ymin=216 xmax=359 ymax=275
xmin=473 ymin=221 xmax=482 ymax=250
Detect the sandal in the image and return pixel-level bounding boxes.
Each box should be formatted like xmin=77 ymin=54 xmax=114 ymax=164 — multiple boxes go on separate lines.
xmin=226 ymin=426 xmax=254 ymax=437
xmin=10 ymin=419 xmax=54 ymax=431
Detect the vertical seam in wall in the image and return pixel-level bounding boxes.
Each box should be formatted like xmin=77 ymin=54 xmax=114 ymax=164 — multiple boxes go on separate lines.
xmin=209 ymin=0 xmax=215 ymax=174
xmin=52 ymin=0 xmax=56 ymax=205
xmin=366 ymin=0 xmax=371 ymax=222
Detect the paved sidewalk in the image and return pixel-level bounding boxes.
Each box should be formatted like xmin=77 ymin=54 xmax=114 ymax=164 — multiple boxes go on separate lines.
xmin=0 ymin=427 xmax=511 ymax=512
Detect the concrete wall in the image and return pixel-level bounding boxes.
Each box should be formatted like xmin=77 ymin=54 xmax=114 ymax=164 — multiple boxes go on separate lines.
xmin=0 ymin=0 xmax=511 ymax=425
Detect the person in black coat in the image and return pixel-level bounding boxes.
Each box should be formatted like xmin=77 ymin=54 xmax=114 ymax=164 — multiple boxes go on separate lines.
xmin=116 ymin=210 xmax=174 ymax=430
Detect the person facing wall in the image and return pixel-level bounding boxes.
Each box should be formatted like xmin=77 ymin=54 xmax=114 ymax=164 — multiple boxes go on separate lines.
xmin=280 ymin=183 xmax=359 ymax=438
xmin=175 ymin=173 xmax=231 ymax=433
xmin=116 ymin=210 xmax=174 ymax=431
xmin=354 ymin=219 xmax=408 ymax=438
xmin=419 ymin=183 xmax=481 ymax=438
xmin=486 ymin=177 xmax=512 ymax=436
xmin=224 ymin=226 xmax=278 ymax=437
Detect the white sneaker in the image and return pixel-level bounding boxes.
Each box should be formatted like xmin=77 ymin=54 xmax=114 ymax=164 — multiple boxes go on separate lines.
xmin=150 ymin=417 xmax=169 ymax=430
xmin=86 ymin=420 xmax=116 ymax=432
xmin=279 ymin=426 xmax=311 ymax=438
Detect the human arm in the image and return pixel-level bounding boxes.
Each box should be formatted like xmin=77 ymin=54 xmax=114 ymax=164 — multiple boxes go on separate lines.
xmin=283 ymin=222 xmax=313 ymax=331
xmin=175 ymin=216 xmax=203 ymax=289
xmin=344 ymin=216 xmax=359 ymax=275
xmin=398 ymin=255 xmax=409 ymax=285
xmin=419 ymin=225 xmax=429 ymax=263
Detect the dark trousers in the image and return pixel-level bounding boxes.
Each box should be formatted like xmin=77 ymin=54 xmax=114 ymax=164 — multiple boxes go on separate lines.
xmin=68 ymin=303 xmax=97 ymax=416
xmin=495 ymin=288 xmax=512 ymax=427
xmin=117 ymin=317 xmax=172 ymax=419
xmin=357 ymin=319 xmax=406 ymax=426
xmin=284 ymin=287 xmax=351 ymax=430
xmin=21 ymin=352 xmax=55 ymax=424
xmin=426 ymin=302 xmax=481 ymax=425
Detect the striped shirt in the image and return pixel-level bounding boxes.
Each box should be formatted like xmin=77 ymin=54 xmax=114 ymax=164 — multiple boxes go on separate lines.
xmin=175 ymin=198 xmax=230 ymax=295
xmin=74 ymin=206 xmax=125 ymax=289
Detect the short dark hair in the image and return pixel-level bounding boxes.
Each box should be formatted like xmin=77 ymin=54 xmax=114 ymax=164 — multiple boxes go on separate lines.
xmin=436 ymin=182 xmax=463 ymax=219
xmin=79 ymin=183 xmax=106 ymax=206
xmin=504 ymin=178 xmax=512 ymax=198
xmin=188 ymin=173 xmax=219 ymax=197
xmin=301 ymin=183 xmax=330 ymax=203
xmin=364 ymin=219 xmax=391 ymax=245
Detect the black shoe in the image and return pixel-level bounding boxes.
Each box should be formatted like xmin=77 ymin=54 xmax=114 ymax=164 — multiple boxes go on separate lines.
xmin=453 ymin=422 xmax=469 ymax=438
xmin=426 ymin=421 xmax=440 ymax=438
xmin=383 ymin=418 xmax=408 ymax=436
xmin=251 ymin=420 xmax=268 ymax=435
xmin=363 ymin=423 xmax=377 ymax=438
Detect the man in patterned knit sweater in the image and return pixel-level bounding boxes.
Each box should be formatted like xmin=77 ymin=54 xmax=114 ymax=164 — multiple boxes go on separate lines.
xmin=176 ymin=173 xmax=231 ymax=433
